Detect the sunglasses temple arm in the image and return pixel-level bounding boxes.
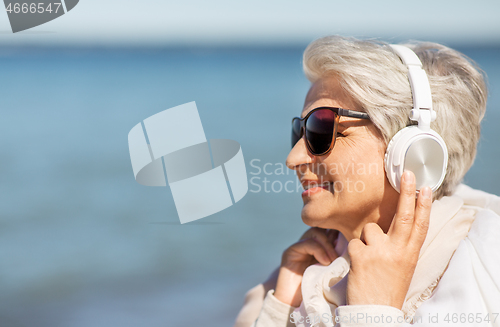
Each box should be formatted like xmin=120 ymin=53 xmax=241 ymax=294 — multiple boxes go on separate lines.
xmin=339 ymin=108 xmax=370 ymax=119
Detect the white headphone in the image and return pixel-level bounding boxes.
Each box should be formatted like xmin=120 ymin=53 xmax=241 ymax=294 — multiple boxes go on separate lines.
xmin=384 ymin=45 xmax=448 ymax=193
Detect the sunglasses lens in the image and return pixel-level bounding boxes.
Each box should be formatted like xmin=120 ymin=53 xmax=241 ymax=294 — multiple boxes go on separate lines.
xmin=305 ymin=109 xmax=336 ymax=155
xmin=291 ymin=118 xmax=302 ymax=148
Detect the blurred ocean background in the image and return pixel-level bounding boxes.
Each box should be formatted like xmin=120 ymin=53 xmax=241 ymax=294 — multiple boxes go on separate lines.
xmin=0 ymin=44 xmax=498 ymax=327
xmin=0 ymin=0 xmax=499 ymax=326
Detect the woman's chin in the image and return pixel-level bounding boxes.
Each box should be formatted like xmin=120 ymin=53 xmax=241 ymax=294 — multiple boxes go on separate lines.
xmin=300 ymin=202 xmax=331 ymax=227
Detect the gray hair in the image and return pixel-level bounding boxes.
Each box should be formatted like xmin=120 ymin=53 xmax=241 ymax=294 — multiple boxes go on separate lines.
xmin=303 ymin=35 xmax=487 ymax=199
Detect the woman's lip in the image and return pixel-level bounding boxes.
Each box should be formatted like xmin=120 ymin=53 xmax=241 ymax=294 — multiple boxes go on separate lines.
xmin=301 ymin=184 xmax=331 ymax=197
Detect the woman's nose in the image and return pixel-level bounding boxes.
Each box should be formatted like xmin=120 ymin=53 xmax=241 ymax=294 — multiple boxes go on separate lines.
xmin=286 ymin=138 xmax=314 ymax=170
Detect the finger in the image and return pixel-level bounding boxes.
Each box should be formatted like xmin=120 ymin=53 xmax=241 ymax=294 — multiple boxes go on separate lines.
xmin=388 ymin=171 xmax=417 ymax=243
xmin=301 ymin=228 xmax=338 ymax=261
xmin=409 ymin=186 xmax=432 ymax=249
xmin=300 ymin=227 xmax=325 ymax=240
xmin=310 ymin=230 xmax=338 ymax=261
xmin=299 ymin=227 xmax=318 ymax=240
xmin=360 ymin=223 xmax=385 ymax=245
xmin=347 ymin=238 xmax=365 ymax=258
xmin=294 ymin=238 xmax=333 ymax=265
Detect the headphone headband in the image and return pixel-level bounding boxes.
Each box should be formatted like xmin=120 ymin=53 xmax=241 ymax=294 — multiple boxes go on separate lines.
xmin=390 ymin=44 xmax=435 ymax=131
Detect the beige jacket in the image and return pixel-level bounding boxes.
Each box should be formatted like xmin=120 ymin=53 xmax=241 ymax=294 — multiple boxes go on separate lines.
xmin=233 ymin=185 xmax=500 ymax=327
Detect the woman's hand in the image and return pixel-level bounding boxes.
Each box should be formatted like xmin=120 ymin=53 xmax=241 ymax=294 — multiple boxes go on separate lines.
xmin=274 ymin=228 xmax=339 ymax=307
xmin=346 ymin=171 xmax=432 ymax=309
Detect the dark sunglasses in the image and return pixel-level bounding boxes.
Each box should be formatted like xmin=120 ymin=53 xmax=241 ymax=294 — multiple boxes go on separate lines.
xmin=292 ymin=107 xmax=370 ymax=156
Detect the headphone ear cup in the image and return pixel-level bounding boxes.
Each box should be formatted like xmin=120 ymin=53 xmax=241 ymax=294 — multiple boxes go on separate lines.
xmin=385 ymin=126 xmax=448 ymax=193
xmin=384 ymin=128 xmax=407 ymax=192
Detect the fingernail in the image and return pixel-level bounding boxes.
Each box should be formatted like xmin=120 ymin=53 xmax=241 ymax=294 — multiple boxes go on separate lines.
xmin=403 ymin=171 xmax=414 ymax=183
xmin=421 ymin=187 xmax=431 ymax=198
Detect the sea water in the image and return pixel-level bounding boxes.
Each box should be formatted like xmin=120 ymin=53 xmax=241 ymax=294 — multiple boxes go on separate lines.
xmin=0 ymin=45 xmax=498 ymax=327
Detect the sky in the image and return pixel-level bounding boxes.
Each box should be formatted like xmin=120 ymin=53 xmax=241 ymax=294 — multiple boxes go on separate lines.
xmin=0 ymin=0 xmax=499 ymax=47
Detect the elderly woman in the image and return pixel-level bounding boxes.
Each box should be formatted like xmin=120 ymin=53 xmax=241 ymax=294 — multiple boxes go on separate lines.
xmin=234 ymin=36 xmax=500 ymax=327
